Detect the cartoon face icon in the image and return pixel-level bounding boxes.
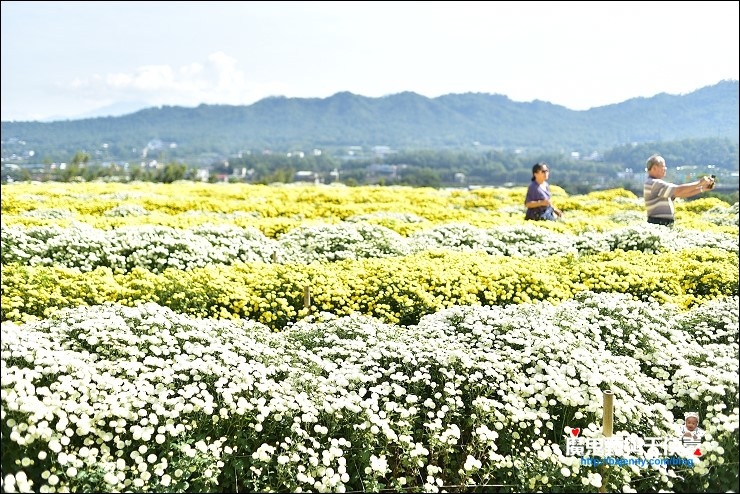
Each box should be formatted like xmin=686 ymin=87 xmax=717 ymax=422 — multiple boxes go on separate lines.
xmin=685 ymin=416 xmax=699 ymax=431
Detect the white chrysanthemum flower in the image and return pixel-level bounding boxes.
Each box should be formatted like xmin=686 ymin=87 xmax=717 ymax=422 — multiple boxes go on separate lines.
xmin=103 ymin=472 xmax=118 ymax=485
xmin=368 ymin=454 xmax=388 ymax=475
xmin=463 ymin=455 xmax=482 ymax=471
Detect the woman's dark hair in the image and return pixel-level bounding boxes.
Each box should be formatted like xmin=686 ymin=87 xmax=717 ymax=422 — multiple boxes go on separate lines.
xmin=531 ymin=162 xmax=548 ymax=181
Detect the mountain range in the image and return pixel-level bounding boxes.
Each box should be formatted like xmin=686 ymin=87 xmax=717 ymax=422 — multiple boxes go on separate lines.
xmin=1 ymin=80 xmax=738 ymax=163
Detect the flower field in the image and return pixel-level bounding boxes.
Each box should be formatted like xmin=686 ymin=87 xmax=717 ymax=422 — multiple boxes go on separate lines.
xmin=1 ymin=181 xmax=738 ymax=492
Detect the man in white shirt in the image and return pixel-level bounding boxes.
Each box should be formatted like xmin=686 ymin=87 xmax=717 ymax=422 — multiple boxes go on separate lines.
xmin=644 ymin=154 xmax=715 ymax=226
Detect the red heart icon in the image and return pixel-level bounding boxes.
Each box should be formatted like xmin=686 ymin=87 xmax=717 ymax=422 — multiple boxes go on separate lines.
xmin=694 ymin=448 xmax=702 ymax=456
xmin=571 ymin=428 xmax=580 ymax=437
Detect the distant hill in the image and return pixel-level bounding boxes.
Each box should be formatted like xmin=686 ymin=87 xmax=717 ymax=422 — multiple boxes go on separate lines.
xmin=73 ymin=100 xmax=152 ymax=120
xmin=1 ymin=80 xmax=737 ymax=163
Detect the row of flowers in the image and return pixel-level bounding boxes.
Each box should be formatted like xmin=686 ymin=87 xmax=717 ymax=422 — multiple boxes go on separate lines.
xmin=3 ymin=248 xmax=737 ymax=327
xmin=0 ymin=182 xmax=635 ymax=220
xmin=3 ymin=183 xmax=737 ymax=238
xmin=1 ymin=292 xmax=738 ymax=493
xmin=2 ymin=221 xmax=738 ymax=274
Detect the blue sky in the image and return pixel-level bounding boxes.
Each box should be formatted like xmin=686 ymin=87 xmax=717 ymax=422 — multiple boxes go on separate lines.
xmin=2 ymin=0 xmax=738 ymax=122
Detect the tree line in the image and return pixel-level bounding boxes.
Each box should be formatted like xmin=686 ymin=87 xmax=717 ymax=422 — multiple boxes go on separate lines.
xmin=5 ymin=137 xmax=736 ymax=203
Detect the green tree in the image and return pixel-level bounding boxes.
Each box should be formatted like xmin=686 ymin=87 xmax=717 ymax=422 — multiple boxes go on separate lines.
xmin=156 ymin=162 xmax=187 ymax=183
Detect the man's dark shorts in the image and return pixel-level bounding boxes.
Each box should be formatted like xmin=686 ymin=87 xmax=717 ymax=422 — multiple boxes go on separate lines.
xmin=647 ymin=216 xmax=674 ymax=226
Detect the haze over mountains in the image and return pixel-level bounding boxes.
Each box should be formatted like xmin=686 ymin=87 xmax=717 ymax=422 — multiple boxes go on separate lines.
xmin=2 ymin=80 xmax=738 ymax=163
xmin=66 ymin=101 xmax=153 ymax=121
